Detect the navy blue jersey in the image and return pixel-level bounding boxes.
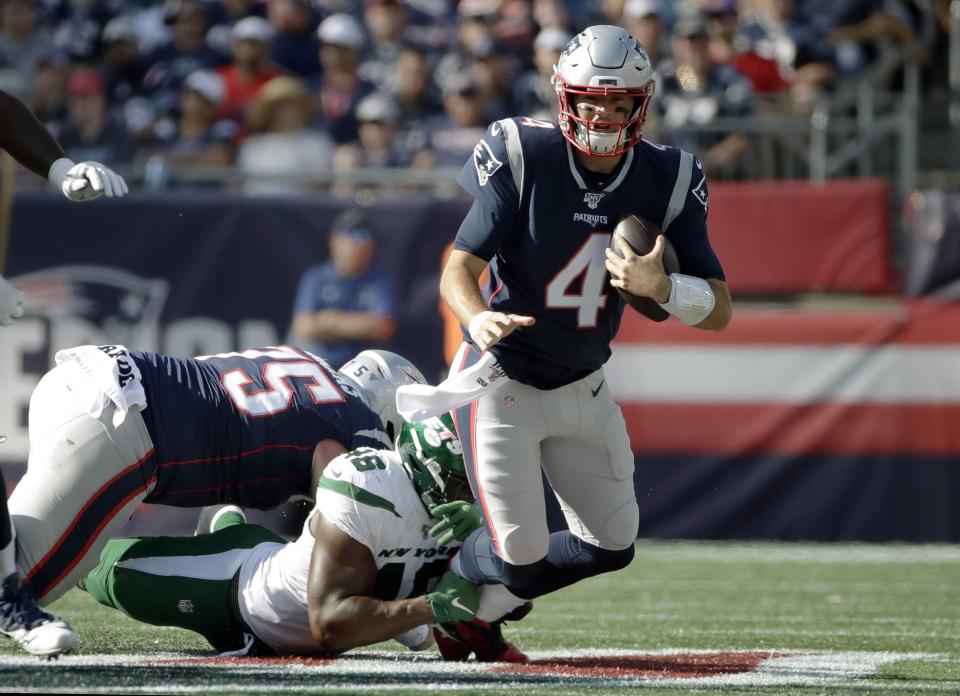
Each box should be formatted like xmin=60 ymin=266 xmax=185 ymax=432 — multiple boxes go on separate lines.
xmin=455 ymin=117 xmax=725 ymax=389
xmin=130 ymin=346 xmax=389 ymax=509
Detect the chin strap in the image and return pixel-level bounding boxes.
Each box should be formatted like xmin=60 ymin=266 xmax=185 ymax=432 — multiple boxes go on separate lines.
xmin=658 ymin=273 xmax=715 ymax=326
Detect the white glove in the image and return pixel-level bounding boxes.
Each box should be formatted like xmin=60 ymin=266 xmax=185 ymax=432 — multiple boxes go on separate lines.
xmin=48 ymin=157 xmax=129 ymax=201
xmin=0 ymin=274 xmax=25 ymax=327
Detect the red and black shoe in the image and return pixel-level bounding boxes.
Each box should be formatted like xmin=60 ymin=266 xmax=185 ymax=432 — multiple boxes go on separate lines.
xmin=433 ymin=619 xmax=528 ymax=663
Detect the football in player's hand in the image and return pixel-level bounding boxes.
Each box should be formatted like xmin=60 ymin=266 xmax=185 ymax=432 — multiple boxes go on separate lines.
xmin=608 ymin=214 xmax=681 ymax=322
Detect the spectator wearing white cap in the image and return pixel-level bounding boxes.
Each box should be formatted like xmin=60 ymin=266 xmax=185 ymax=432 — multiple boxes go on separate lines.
xmin=310 ymin=13 xmax=376 ymax=144
xmin=100 ymin=16 xmax=149 ymax=104
xmin=206 ymin=0 xmax=267 ymax=53
xmin=215 ymin=16 xmax=283 ymax=123
xmin=147 ymin=69 xmax=237 ymax=181
xmin=142 ymin=0 xmax=229 ymax=117
xmin=415 ymin=70 xmax=489 ymax=168
xmin=511 ymin=27 xmax=570 ymax=119
xmin=622 ymin=0 xmax=667 ymax=65
xmin=331 ymin=91 xmax=419 ymax=197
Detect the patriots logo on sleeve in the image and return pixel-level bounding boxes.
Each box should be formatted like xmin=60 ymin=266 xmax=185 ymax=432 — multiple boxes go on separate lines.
xmin=692 ymin=174 xmax=708 ymax=215
xmin=473 ymin=139 xmax=503 ymax=186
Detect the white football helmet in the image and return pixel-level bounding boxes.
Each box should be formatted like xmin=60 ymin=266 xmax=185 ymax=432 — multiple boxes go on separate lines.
xmin=339 ymin=350 xmax=426 ymax=442
xmin=552 ymin=25 xmax=655 ymax=157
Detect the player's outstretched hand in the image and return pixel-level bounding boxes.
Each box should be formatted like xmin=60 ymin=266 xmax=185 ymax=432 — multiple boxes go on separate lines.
xmin=428 ymin=502 xmax=482 ymax=546
xmin=0 ymin=274 xmax=25 ymax=326
xmin=425 ymin=572 xmax=480 ymax=624
xmin=469 ymin=311 xmax=535 ymax=352
xmin=59 ymin=161 xmax=129 ymax=201
xmin=605 ymin=234 xmax=671 ymax=303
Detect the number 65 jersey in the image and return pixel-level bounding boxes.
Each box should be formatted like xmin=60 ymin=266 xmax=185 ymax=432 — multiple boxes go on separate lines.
xmin=237 ymin=447 xmax=456 ymax=655
xmin=455 ymin=117 xmax=727 ymax=389
xmin=130 ymin=346 xmax=390 ymax=509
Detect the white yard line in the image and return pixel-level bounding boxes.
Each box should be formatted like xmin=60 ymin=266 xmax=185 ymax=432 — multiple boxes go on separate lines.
xmin=0 ymin=648 xmax=952 ymax=693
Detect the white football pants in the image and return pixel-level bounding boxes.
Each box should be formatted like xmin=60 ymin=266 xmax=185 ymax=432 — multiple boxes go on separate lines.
xmin=452 ymin=344 xmax=639 ymax=566
xmin=9 ymin=365 xmax=155 ymax=605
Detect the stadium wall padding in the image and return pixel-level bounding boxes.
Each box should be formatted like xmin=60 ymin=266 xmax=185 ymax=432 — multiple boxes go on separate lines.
xmin=1 ymin=188 xmax=955 ymax=542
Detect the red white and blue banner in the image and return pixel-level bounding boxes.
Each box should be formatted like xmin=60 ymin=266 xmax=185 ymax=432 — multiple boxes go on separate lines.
xmin=610 ymin=302 xmax=960 ymax=541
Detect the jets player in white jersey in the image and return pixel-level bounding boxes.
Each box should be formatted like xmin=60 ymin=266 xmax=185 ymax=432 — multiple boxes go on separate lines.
xmin=81 ymin=415 xmax=528 ymax=660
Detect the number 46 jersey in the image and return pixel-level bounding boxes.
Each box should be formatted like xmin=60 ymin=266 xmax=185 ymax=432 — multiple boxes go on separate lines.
xmin=236 ymin=447 xmax=456 ymax=655
xmin=129 ymin=346 xmax=390 ymax=509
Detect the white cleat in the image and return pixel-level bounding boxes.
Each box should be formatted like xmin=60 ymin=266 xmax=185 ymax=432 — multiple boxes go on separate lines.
xmin=0 ymin=574 xmax=77 ymax=657
xmin=2 ymin=616 xmax=77 ymax=658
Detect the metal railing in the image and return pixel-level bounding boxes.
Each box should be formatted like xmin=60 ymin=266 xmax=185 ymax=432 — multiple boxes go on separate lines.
xmin=120 ymin=51 xmax=921 ymax=202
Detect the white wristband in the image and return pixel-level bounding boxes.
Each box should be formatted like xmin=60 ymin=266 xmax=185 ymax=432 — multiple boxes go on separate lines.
xmin=468 ymin=310 xmax=493 ymax=342
xmin=658 ymin=273 xmax=715 ymax=326
xmin=47 ymin=157 xmax=75 ymax=187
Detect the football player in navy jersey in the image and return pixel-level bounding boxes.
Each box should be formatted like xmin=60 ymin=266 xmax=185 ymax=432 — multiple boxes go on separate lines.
xmin=7 ymin=345 xmax=424 ymax=618
xmin=439 ymin=25 xmax=732 ymax=625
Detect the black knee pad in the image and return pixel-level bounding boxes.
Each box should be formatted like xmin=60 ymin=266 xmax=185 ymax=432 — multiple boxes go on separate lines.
xmin=498 ymin=556 xmax=548 ymax=588
xmin=591 ymin=543 xmax=635 ymax=573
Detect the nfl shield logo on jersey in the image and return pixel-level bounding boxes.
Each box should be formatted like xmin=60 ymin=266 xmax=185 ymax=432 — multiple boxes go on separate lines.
xmin=583 ymin=192 xmax=605 ymax=210
xmin=178 ymin=600 xmax=194 ymax=614
xmin=473 ymin=139 xmax=503 ymax=186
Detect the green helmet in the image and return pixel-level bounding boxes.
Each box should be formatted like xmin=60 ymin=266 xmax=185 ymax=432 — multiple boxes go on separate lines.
xmin=396 ymin=414 xmax=473 ymax=510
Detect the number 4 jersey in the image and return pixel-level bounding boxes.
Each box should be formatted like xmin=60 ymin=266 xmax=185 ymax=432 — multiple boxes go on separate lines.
xmin=236 ymin=447 xmax=457 ymax=655
xmin=455 ymin=117 xmax=726 ymax=389
xmin=129 ymin=346 xmax=390 ymax=509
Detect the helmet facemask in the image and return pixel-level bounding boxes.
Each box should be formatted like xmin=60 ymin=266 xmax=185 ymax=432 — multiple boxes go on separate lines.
xmin=552 ymin=25 xmax=656 ymax=158
xmin=396 ymin=414 xmax=473 ymax=511
xmin=555 ymin=80 xmax=654 ymax=157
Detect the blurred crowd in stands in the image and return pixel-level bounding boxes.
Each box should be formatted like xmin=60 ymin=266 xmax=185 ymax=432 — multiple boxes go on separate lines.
xmin=0 ymin=0 xmax=951 ymax=192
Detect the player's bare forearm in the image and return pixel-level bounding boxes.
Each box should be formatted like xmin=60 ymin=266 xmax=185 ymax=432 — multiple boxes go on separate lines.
xmin=308 ymin=511 xmax=434 ymax=654
xmin=691 ymin=279 xmax=732 ymax=331
xmin=308 ymin=594 xmax=434 ymax=654
xmin=0 ymin=89 xmax=66 ymax=178
xmin=439 ymin=249 xmax=489 ymax=327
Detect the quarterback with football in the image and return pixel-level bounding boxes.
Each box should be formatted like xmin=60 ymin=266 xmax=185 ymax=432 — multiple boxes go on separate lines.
xmin=439 ymin=26 xmax=732 ymax=605
xmin=82 ymin=416 xmax=526 ymax=660
xmin=0 ymin=89 xmax=128 ymax=658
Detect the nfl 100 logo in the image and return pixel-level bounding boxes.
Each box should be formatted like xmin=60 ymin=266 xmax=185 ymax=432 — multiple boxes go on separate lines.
xmin=583 ymin=192 xmax=605 ymax=210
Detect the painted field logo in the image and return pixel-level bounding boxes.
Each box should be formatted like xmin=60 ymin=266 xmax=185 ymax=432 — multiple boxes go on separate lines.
xmin=490 ymin=651 xmax=780 ymax=679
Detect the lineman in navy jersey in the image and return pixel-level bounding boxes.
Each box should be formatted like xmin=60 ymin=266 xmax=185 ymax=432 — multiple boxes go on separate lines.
xmin=8 ymin=345 xmax=424 ymax=610
xmin=440 ymin=26 xmax=732 ymax=603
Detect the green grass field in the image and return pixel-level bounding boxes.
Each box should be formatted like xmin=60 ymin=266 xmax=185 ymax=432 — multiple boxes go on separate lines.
xmin=2 ymin=541 xmax=958 ymax=694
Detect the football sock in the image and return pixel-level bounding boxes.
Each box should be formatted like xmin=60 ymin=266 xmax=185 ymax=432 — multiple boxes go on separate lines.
xmin=476 ymin=583 xmax=526 ymax=623
xmin=453 ymin=528 xmax=634 ymax=600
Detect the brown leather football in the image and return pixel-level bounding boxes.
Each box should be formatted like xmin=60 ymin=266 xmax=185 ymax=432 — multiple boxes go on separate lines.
xmin=608 ymin=214 xmax=681 ymax=322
